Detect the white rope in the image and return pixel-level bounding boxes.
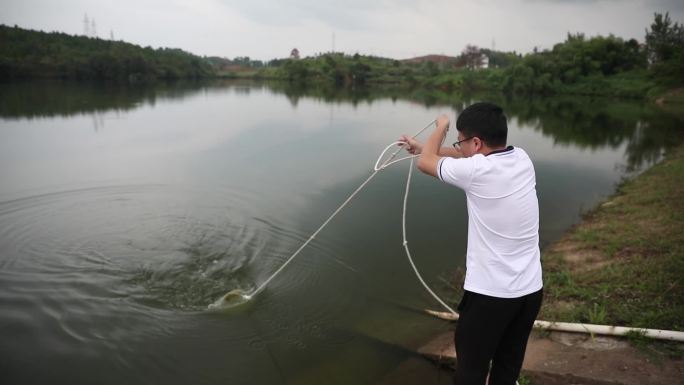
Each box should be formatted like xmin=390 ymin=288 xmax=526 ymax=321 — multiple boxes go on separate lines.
xmin=401 ymin=157 xmax=458 ymax=315
xmin=374 ymin=119 xmax=435 ymax=171
xmin=242 ymin=118 xmax=455 ymax=315
xmin=248 ymin=170 xmax=380 ymax=299
xmin=374 ymin=141 xmax=418 ymax=171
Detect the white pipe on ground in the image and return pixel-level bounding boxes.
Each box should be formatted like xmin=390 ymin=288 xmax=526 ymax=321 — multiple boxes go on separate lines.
xmin=425 ymin=309 xmax=684 ymax=342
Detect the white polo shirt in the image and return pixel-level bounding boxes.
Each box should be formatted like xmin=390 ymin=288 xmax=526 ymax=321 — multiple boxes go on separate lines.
xmin=437 ymin=146 xmax=543 ymax=298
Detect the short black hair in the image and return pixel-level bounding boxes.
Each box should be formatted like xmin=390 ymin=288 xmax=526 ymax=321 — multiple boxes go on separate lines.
xmin=456 ymin=102 xmax=508 ymax=148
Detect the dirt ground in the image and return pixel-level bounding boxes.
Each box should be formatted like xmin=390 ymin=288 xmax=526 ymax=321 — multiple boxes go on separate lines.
xmin=523 ymin=331 xmax=682 ymax=385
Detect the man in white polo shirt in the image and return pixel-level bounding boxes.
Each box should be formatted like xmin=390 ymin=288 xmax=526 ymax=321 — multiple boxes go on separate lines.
xmin=400 ymin=102 xmax=543 ymax=385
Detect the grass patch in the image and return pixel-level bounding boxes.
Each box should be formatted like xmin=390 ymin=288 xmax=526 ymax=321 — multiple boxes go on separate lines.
xmin=517 ymin=373 xmax=532 ymax=385
xmin=625 ymin=330 xmax=684 ymax=361
xmin=540 ymin=141 xmax=684 ymax=332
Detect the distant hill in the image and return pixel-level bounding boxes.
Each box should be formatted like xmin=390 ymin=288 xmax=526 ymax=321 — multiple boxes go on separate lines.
xmin=401 ymin=54 xmax=459 ymax=65
xmin=0 ymin=24 xmax=215 ymax=80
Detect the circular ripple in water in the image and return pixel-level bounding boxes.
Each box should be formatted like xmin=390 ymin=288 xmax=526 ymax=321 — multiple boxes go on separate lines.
xmin=0 ymin=181 xmax=366 ymax=376
xmin=0 ymin=184 xmax=298 ymax=314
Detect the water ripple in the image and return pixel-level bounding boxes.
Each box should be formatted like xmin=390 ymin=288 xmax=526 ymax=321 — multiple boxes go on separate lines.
xmin=0 ymin=180 xmax=362 ymax=381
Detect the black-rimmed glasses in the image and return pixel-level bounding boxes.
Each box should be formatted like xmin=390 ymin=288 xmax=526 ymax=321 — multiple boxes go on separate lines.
xmin=452 ymin=137 xmax=474 ymax=148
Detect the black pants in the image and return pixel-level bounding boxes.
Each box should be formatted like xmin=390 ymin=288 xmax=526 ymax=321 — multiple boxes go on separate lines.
xmin=453 ymin=288 xmax=543 ymax=385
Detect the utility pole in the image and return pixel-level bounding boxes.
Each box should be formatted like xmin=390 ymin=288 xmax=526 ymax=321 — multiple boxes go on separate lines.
xmin=332 ymin=32 xmax=335 ymax=53
xmin=83 ymin=13 xmax=90 ymax=36
xmin=91 ymin=19 xmax=97 ymax=37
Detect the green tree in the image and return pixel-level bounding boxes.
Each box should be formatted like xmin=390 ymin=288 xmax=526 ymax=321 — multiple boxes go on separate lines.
xmin=0 ymin=25 xmax=214 ymax=81
xmin=645 ymin=12 xmax=684 ymax=83
xmin=281 ymin=59 xmax=310 ymax=82
xmin=645 ymin=12 xmax=684 ymax=64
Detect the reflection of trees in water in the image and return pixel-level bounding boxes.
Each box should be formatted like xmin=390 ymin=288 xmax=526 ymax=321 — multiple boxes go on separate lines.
xmin=505 ymin=97 xmax=635 ymax=149
xmin=496 ymin=96 xmax=683 ymax=171
xmin=0 ymin=80 xmax=155 ymax=119
xmin=0 ymin=79 xmax=246 ymax=119
xmin=266 ymin=81 xmax=377 ymax=109
xmin=268 ymin=84 xmax=683 ymax=170
xmin=2 ymin=80 xmax=681 ymax=170
xmin=274 ymin=84 xmax=684 ymax=171
xmin=266 ymin=81 xmax=475 ymax=109
xmin=622 ymin=118 xmax=682 ymax=172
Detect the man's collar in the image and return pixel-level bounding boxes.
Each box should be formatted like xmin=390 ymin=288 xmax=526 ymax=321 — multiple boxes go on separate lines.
xmin=486 ymin=146 xmax=514 ymax=156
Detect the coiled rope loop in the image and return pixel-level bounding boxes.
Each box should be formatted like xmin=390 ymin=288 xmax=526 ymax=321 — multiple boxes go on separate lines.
xmin=242 ymin=119 xmax=456 ymax=315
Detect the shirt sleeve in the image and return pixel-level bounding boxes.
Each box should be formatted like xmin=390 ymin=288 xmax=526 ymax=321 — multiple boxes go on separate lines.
xmin=437 ymin=156 xmax=475 ymax=190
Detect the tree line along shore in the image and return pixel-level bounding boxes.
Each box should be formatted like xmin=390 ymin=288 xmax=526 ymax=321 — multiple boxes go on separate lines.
xmin=1 ymin=13 xmax=683 ymax=99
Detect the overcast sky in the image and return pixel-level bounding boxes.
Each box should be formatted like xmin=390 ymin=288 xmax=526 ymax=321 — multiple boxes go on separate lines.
xmin=3 ymin=0 xmax=683 ymax=60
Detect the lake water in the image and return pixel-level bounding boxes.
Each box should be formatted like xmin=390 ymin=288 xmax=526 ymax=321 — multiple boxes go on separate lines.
xmin=1 ymin=80 xmax=681 ymax=385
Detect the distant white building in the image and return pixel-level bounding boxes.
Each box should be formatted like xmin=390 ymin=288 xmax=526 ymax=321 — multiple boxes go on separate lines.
xmin=477 ymin=54 xmax=489 ymax=70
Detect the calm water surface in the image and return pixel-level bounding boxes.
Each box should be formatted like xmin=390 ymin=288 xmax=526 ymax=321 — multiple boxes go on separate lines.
xmin=0 ymin=80 xmax=681 ymax=384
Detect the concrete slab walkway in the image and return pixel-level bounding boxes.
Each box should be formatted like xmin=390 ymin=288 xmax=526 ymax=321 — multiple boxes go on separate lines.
xmin=414 ymin=329 xmax=683 ymax=385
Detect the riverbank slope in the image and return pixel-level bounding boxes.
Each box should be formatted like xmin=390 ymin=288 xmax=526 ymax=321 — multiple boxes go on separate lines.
xmin=540 ymin=141 xmax=684 ymax=333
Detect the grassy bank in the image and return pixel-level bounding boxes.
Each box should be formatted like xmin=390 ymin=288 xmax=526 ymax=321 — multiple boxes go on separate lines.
xmin=539 ymin=142 xmax=684 ymax=332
